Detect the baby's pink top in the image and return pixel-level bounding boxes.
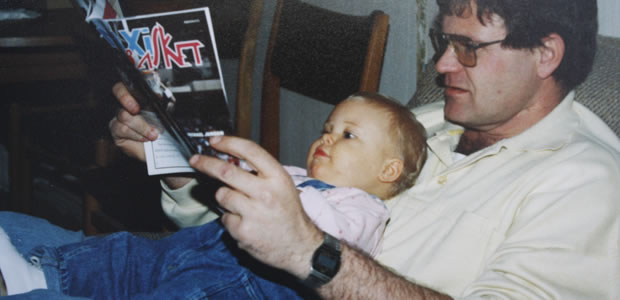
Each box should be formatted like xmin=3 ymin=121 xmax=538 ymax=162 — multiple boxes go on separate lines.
xmin=285 ymin=166 xmax=389 ymax=257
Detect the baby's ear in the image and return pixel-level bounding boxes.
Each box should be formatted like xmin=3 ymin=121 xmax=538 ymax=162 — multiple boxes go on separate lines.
xmin=378 ymin=158 xmax=404 ymax=183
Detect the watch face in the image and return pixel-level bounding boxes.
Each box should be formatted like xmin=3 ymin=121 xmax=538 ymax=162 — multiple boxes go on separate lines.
xmin=314 ymin=244 xmax=341 ymax=277
xmin=303 ymin=233 xmax=342 ymax=288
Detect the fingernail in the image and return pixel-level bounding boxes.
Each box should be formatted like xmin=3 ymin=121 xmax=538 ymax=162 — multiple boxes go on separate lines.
xmin=147 ymin=128 xmax=158 ymax=140
xmin=189 ymin=155 xmax=198 ymax=165
xmin=210 ymin=136 xmax=222 ymax=144
xmin=128 ymin=102 xmax=137 ymax=112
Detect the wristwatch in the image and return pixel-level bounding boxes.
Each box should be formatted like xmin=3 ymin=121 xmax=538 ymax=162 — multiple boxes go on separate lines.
xmin=301 ymin=232 xmax=342 ymax=288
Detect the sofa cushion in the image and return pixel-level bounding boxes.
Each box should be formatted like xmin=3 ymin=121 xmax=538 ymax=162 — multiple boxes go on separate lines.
xmin=408 ymin=35 xmax=620 ymax=137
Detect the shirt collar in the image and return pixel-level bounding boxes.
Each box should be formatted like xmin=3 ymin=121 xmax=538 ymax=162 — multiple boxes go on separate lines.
xmin=427 ymin=92 xmax=578 ymax=161
xmin=500 ymin=91 xmax=577 ymax=151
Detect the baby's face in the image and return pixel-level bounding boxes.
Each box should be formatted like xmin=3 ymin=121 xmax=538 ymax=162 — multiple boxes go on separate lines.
xmin=306 ymin=99 xmax=397 ymax=195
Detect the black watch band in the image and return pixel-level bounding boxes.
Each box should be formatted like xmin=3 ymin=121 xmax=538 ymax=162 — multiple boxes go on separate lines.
xmin=301 ymin=232 xmax=342 ymax=288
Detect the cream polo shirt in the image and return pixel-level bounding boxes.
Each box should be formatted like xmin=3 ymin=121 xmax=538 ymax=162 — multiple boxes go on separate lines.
xmin=378 ymin=92 xmax=620 ymax=299
xmin=160 ymin=92 xmax=620 ymax=299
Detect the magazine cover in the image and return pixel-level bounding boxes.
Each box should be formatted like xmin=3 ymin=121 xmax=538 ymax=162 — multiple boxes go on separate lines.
xmin=75 ymin=0 xmax=238 ymax=175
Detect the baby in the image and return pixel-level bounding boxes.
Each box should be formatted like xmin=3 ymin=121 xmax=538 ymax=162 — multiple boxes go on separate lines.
xmin=1 ymin=91 xmax=427 ymax=298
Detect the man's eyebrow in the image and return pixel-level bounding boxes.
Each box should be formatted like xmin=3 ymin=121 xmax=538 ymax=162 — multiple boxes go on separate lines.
xmin=445 ymin=32 xmax=475 ymax=43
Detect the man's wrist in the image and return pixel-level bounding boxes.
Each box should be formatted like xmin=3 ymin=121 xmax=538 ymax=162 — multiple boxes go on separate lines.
xmin=278 ymin=215 xmax=323 ymax=280
xmin=301 ymin=232 xmax=342 ymax=288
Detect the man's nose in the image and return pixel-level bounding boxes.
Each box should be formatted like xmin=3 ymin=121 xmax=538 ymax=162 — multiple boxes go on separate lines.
xmin=435 ymin=44 xmax=462 ymax=74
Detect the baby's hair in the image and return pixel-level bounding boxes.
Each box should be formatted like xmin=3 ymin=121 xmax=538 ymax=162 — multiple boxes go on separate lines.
xmin=345 ymin=91 xmax=427 ymax=198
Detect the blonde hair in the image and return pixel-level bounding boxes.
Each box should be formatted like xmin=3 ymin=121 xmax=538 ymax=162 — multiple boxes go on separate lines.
xmin=345 ymin=92 xmax=427 ymax=198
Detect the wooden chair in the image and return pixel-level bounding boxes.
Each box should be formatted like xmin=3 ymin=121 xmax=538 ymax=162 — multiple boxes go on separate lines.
xmin=259 ymin=0 xmax=390 ymax=158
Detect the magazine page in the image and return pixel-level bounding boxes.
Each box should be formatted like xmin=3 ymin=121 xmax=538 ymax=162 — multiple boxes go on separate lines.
xmin=74 ymin=0 xmax=122 ymax=20
xmin=78 ymin=2 xmax=235 ymax=175
xmin=111 ymin=8 xmax=232 ymax=175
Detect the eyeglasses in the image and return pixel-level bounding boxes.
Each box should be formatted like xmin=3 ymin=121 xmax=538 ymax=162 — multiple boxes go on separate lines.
xmin=429 ymin=28 xmax=505 ymax=67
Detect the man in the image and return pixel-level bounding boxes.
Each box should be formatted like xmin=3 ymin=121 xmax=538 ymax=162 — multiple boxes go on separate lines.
xmin=2 ymin=0 xmax=618 ymax=298
xmin=179 ymin=0 xmax=619 ymax=298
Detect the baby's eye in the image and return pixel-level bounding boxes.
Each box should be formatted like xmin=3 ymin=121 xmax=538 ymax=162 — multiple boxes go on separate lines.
xmin=344 ymin=131 xmax=356 ymax=139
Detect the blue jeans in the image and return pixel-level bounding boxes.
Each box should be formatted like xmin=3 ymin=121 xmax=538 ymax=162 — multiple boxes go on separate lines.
xmin=0 ymin=211 xmax=86 ymax=255
xmin=30 ymin=221 xmax=313 ymax=299
xmin=0 ymin=211 xmax=87 ymax=299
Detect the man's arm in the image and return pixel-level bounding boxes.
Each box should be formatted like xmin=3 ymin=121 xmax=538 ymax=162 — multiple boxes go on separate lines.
xmin=319 ymin=245 xmax=451 ymax=299
xmin=189 ymin=136 xmax=452 ymax=299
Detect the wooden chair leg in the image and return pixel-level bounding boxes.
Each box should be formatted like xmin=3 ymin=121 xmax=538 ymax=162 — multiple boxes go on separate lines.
xmin=19 ymin=136 xmax=32 ymax=213
xmin=8 ymin=103 xmax=33 ymax=214
xmin=83 ymin=192 xmax=100 ymax=235
xmin=8 ymin=103 xmax=21 ymax=212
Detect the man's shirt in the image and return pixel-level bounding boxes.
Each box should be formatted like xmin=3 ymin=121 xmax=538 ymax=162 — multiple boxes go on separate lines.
xmin=378 ymin=92 xmax=620 ymax=298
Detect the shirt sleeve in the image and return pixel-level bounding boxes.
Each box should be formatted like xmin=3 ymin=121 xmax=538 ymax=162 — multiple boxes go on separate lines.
xmin=160 ymin=179 xmax=219 ymax=228
xmin=299 ymin=186 xmax=389 ymax=257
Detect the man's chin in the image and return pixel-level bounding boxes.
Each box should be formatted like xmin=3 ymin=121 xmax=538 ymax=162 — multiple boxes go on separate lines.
xmin=443 ymin=105 xmax=470 ymax=127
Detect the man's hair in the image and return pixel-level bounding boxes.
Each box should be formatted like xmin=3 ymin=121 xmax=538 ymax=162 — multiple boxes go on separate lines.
xmin=346 ymin=91 xmax=427 ymax=198
xmin=435 ymin=0 xmax=598 ymax=92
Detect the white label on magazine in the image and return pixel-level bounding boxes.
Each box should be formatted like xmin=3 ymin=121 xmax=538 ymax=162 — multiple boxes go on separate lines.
xmin=144 ymin=130 xmax=195 ymax=175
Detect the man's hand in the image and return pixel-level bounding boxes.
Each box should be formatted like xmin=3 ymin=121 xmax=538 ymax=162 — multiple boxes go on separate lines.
xmin=189 ymin=136 xmax=323 ymax=278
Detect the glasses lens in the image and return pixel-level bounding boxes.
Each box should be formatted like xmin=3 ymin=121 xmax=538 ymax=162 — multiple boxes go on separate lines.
xmin=430 ymin=31 xmax=448 ymax=54
xmin=451 ymin=40 xmax=476 ymax=67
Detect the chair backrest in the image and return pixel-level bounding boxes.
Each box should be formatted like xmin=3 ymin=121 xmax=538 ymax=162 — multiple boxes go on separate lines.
xmin=118 ymin=0 xmax=264 ymax=139
xmin=259 ymin=0 xmax=389 ymax=158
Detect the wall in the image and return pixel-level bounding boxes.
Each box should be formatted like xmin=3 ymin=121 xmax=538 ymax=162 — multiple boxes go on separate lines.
xmin=599 ymin=0 xmax=620 ymax=38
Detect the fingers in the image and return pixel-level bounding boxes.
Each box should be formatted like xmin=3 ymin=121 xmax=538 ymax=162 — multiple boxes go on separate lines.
xmin=189 ymin=153 xmax=266 ymax=201
xmin=112 ymin=82 xmax=140 ymax=114
xmin=206 ymin=136 xmax=285 ymax=179
xmin=215 ymin=187 xmax=243 ymax=227
xmin=109 ymin=109 xmax=158 ymax=142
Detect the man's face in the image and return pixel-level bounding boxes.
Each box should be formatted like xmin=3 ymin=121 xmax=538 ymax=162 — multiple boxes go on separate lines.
xmin=436 ymin=10 xmax=542 ymax=134
xmin=306 ymin=99 xmax=396 ymax=195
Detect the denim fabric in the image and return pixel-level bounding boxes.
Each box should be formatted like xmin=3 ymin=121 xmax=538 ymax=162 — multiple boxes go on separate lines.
xmin=33 ymin=221 xmax=313 ymax=300
xmin=3 ymin=289 xmax=90 ymax=299
xmin=0 ymin=212 xmax=89 ymax=299
xmin=0 ymin=211 xmax=85 ymax=256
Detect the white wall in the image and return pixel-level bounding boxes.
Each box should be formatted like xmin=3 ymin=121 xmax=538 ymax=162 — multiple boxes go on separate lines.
xmin=598 ymin=0 xmax=620 ymax=38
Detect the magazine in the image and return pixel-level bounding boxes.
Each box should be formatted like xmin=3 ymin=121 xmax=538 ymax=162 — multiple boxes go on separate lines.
xmin=75 ymin=0 xmax=245 ymax=175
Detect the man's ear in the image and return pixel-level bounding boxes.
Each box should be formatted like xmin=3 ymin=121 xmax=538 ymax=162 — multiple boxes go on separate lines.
xmin=536 ymin=33 xmax=565 ymax=79
xmin=378 ymin=158 xmax=404 ymax=183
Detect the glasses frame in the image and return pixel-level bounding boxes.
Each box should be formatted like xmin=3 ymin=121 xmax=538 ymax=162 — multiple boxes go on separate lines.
xmin=429 ymin=28 xmax=505 ymax=67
